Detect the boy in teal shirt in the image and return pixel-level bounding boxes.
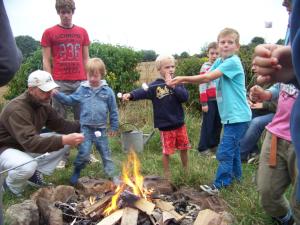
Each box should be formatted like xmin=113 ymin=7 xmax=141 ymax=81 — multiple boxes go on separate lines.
xmin=168 ymin=28 xmax=251 ymax=194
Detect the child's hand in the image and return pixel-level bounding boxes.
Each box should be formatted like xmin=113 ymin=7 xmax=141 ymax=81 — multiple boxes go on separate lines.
xmin=51 ymin=88 xmax=59 ymax=97
xmin=250 ymin=102 xmax=263 ymax=109
xmin=202 ymin=105 xmax=208 ymax=112
xmin=122 ymin=93 xmax=131 ymax=101
xmin=108 ymin=130 xmax=117 ymax=137
xmin=166 ymin=77 xmax=182 ymax=86
xmin=249 ymin=85 xmax=266 ymax=102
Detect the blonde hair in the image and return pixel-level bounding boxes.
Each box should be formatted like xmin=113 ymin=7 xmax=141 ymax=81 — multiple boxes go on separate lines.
xmin=217 ymin=28 xmax=240 ymax=46
xmin=155 ymin=55 xmax=175 ymax=70
xmin=55 ymin=0 xmax=76 ymax=13
xmin=86 ymin=58 xmax=106 ymax=76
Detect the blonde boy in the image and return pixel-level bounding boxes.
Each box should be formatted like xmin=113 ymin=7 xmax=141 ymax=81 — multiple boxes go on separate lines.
xmin=53 ymin=58 xmax=119 ymax=185
xmin=122 ymin=55 xmax=190 ymax=179
xmin=168 ymin=28 xmax=251 ymax=194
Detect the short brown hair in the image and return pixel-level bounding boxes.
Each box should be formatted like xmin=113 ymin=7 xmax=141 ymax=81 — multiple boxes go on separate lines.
xmin=217 ymin=28 xmax=240 ymax=46
xmin=86 ymin=58 xmax=106 ymax=76
xmin=207 ymin=42 xmax=218 ymax=52
xmin=55 ymin=0 xmax=76 ymax=13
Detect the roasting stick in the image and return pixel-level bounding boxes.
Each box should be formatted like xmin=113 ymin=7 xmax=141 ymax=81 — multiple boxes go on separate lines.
xmin=0 ymin=152 xmax=50 ymax=175
xmin=117 ymin=82 xmax=167 ymax=99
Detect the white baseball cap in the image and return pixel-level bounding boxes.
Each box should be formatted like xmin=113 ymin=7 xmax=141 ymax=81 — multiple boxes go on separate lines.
xmin=27 ymin=70 xmax=58 ymax=92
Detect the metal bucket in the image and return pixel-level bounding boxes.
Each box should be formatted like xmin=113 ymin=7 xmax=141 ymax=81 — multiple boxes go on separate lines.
xmin=120 ymin=123 xmax=154 ymax=152
xmin=121 ymin=130 xmax=144 ymax=152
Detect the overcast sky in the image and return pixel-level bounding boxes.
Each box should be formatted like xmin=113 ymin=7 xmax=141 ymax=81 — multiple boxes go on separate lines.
xmin=4 ymin=0 xmax=289 ymax=55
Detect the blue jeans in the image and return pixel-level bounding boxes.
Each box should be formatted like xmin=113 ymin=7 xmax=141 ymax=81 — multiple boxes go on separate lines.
xmin=74 ymin=125 xmax=115 ymax=177
xmin=214 ymin=122 xmax=249 ymax=189
xmin=240 ymin=113 xmax=274 ymax=161
xmin=198 ymin=100 xmax=222 ymax=152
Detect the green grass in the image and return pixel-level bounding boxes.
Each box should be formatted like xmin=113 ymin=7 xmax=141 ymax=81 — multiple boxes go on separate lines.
xmin=2 ymin=101 xmax=277 ymax=224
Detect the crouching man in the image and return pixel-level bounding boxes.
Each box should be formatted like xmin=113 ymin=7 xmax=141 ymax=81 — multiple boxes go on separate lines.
xmin=0 ymin=70 xmax=84 ymax=196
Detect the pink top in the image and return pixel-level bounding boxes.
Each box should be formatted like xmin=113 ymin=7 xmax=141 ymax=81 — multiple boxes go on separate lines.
xmin=266 ymin=84 xmax=299 ymax=141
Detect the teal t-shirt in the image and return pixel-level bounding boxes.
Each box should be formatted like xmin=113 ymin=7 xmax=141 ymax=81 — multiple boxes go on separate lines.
xmin=210 ymin=55 xmax=251 ymax=124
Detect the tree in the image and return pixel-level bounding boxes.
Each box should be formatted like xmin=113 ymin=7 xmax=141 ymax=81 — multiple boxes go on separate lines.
xmin=276 ymin=39 xmax=285 ymax=45
xmin=89 ymin=42 xmax=142 ymax=94
xmin=15 ymin=35 xmax=39 ymax=59
xmin=139 ymin=50 xmax=157 ymax=62
xmin=250 ymin=37 xmax=265 ymax=46
xmin=180 ymin=51 xmax=190 ymax=59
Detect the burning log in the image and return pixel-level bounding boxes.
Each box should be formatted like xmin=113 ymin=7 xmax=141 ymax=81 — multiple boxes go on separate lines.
xmin=133 ymin=198 xmax=155 ymax=215
xmin=96 ymin=209 xmax=124 ymax=225
xmin=154 ymin=199 xmax=175 ymax=212
xmin=120 ymin=207 xmax=139 ymax=225
xmin=82 ymin=195 xmax=112 ymax=216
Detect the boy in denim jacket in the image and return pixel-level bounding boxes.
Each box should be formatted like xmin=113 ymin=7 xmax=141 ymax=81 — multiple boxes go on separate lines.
xmin=53 ymin=58 xmax=119 ymax=185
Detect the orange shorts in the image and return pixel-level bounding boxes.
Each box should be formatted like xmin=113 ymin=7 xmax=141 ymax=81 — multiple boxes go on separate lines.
xmin=160 ymin=124 xmax=190 ymax=155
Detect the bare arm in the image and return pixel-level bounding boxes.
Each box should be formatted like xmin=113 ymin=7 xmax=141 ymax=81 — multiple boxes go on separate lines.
xmin=42 ymin=46 xmax=52 ymax=73
xmin=82 ymin=45 xmax=89 ymax=67
xmin=167 ymin=69 xmax=223 ymax=86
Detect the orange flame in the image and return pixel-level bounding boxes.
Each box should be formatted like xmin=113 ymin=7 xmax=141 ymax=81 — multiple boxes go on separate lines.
xmin=103 ymin=150 xmax=152 ymax=215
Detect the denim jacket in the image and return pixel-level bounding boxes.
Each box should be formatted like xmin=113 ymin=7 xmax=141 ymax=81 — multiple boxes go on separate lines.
xmin=54 ymin=80 xmax=119 ymax=131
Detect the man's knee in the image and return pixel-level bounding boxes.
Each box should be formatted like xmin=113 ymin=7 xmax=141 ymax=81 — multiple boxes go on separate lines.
xmin=14 ymin=161 xmax=37 ymax=179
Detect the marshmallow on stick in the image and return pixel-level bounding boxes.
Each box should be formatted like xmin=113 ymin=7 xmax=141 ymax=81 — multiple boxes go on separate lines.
xmin=94 ymin=131 xmax=102 ymax=137
xmin=117 ymin=92 xmax=123 ymax=99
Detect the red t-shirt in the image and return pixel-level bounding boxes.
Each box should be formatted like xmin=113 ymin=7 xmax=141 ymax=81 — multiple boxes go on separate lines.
xmin=41 ymin=25 xmax=90 ymax=81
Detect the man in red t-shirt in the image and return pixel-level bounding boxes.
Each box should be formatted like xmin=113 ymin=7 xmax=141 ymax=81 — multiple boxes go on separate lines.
xmin=41 ymin=0 xmax=93 ymax=168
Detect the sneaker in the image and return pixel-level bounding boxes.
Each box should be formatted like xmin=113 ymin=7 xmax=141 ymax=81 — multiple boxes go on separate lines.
xmin=70 ymin=169 xmax=81 ymax=186
xmin=198 ymin=149 xmax=210 ymax=156
xmin=2 ymin=179 xmax=22 ymax=197
xmin=200 ymin=184 xmax=219 ymax=195
xmin=27 ymin=171 xmax=53 ymax=188
xmin=89 ymin=154 xmax=99 ymax=164
xmin=247 ymin=152 xmax=259 ymax=164
xmin=56 ymin=160 xmax=66 ymax=169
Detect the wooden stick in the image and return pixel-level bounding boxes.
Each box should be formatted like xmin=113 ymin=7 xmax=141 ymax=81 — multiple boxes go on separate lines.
xmin=83 ymin=195 xmax=111 ymax=216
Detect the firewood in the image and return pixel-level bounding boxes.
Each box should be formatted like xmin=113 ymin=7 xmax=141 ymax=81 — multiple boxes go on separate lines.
xmin=193 ymin=209 xmax=222 ymax=225
xmin=133 ymin=198 xmax=155 ymax=215
xmin=162 ymin=210 xmax=184 ymax=223
xmin=120 ymin=190 xmax=140 ymax=205
xmin=96 ymin=209 xmax=124 ymax=225
xmin=120 ymin=207 xmax=139 ymax=225
xmin=83 ymin=195 xmax=111 ymax=216
xmin=154 ymin=199 xmax=175 ymax=211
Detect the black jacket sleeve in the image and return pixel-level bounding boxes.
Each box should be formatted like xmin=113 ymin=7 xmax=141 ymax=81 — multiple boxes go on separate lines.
xmin=0 ymin=0 xmax=22 ymax=86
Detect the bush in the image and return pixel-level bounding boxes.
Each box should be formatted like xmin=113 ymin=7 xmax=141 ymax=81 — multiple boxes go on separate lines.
xmin=4 ymin=43 xmax=142 ymax=100
xmin=4 ymin=49 xmax=43 ymax=100
xmin=176 ymin=57 xmax=207 ymax=110
xmin=89 ymin=42 xmax=142 ymax=94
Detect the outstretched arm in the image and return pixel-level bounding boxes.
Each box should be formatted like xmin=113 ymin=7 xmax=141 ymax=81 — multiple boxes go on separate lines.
xmin=167 ymin=70 xmax=223 ymax=86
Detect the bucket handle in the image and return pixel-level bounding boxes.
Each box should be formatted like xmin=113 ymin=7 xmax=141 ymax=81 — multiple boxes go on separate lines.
xmin=119 ymin=123 xmax=139 ymax=132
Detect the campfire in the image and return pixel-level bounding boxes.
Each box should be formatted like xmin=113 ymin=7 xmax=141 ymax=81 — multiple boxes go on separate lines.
xmin=5 ymin=151 xmax=232 ymax=225
xmin=81 ymin=150 xmax=191 ymax=225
